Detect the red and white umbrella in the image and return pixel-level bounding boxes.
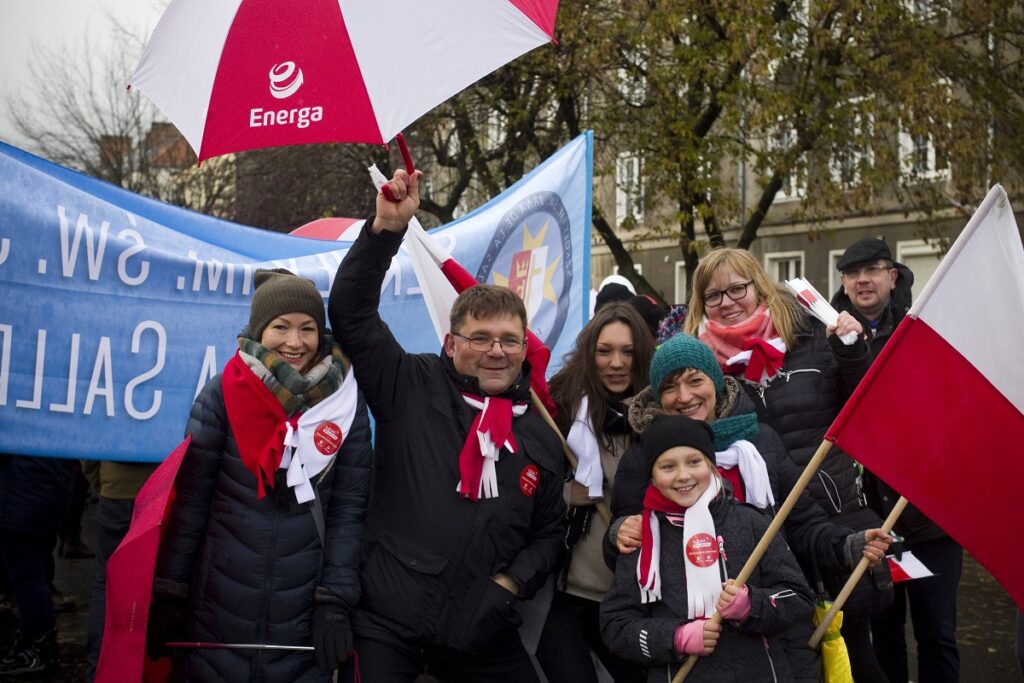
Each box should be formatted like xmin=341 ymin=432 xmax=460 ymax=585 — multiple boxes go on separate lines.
xmin=130 ymin=0 xmax=558 ymax=162
xmin=289 ymin=216 xmax=365 ymax=241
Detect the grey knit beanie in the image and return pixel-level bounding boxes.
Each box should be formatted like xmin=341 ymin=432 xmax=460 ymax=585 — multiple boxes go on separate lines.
xmin=649 ymin=334 xmax=724 ymax=404
xmin=249 ymin=268 xmax=325 ymax=340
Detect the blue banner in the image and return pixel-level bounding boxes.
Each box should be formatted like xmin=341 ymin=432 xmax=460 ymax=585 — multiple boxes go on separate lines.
xmin=0 ymin=132 xmax=592 ymax=461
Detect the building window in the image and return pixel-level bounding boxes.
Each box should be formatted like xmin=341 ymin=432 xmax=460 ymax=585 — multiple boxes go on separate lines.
xmin=764 ymin=251 xmax=804 ymax=283
xmin=616 ymin=153 xmax=644 ymax=226
xmin=769 ymin=122 xmax=807 ymax=203
xmin=899 ymin=128 xmax=949 ymax=181
xmin=830 ymin=100 xmax=874 ymax=187
xmin=828 ymin=249 xmax=845 ymax=296
xmin=675 ymin=261 xmax=687 ymax=305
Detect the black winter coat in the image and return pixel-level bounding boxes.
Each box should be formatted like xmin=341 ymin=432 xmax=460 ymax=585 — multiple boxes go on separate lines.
xmin=154 ymin=374 xmax=373 ymax=683
xmin=738 ymin=317 xmax=876 ymax=527
xmin=831 ymin=272 xmax=947 ymax=545
xmin=329 ymin=225 xmax=567 ymax=653
xmin=0 ymin=454 xmax=74 ymax=533
xmin=600 ymin=494 xmax=813 ymax=682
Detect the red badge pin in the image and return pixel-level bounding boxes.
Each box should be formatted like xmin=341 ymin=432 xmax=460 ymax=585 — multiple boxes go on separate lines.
xmin=313 ymin=421 xmax=343 ymax=456
xmin=519 ymin=464 xmax=540 ymax=497
xmin=685 ymin=532 xmax=719 ymax=568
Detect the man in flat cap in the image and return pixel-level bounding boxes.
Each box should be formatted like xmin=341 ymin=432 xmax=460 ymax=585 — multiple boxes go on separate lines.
xmin=831 ymin=237 xmax=961 ymax=683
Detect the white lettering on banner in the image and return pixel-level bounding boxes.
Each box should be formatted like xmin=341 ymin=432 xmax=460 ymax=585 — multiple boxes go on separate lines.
xmin=116 ymin=230 xmax=150 ymax=286
xmin=0 ymin=323 xmax=172 ymax=419
xmin=84 ymin=337 xmax=114 ymax=416
xmin=0 ymin=237 xmax=9 ymax=265
xmin=49 ymin=333 xmax=81 ymax=414
xmin=187 ymin=250 xmax=248 ymax=294
xmin=195 ymin=346 xmax=219 ymax=399
xmin=15 ymin=329 xmax=46 ymax=410
xmin=58 ymin=206 xmax=110 ymax=281
xmin=382 ymin=258 xmax=403 ymax=297
xmin=124 ymin=321 xmax=165 ymax=420
xmin=0 ymin=324 xmax=10 ymax=405
xmin=248 ymin=106 xmax=323 ymax=130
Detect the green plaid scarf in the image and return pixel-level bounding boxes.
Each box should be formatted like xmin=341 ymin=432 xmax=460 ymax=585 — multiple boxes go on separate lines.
xmin=237 ymin=334 xmax=348 ymax=417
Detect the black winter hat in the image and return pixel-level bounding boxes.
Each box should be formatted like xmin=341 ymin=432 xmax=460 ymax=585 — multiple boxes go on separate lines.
xmin=595 ymin=283 xmax=633 ymax=311
xmin=641 ymin=414 xmax=717 ymax=474
xmin=249 ymin=268 xmax=325 ymax=340
xmin=836 ymin=238 xmax=893 ymax=271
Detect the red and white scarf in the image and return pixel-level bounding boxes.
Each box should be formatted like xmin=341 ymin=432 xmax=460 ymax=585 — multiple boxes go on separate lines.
xmin=222 ymin=353 xmax=359 ymax=502
xmin=457 ymin=394 xmax=528 ymax=501
xmin=637 ymin=476 xmax=723 ymax=618
xmin=699 ymin=306 xmax=787 ymax=386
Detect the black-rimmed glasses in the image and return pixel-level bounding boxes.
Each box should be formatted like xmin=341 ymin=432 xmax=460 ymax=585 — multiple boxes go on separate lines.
xmin=452 ymin=333 xmax=527 ymax=353
xmin=704 ymin=281 xmax=754 ymax=307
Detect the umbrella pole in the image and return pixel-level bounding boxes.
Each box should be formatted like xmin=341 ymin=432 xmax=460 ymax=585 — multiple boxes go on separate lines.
xmin=807 ymin=495 xmax=908 ymax=648
xmin=529 ymin=388 xmax=612 ymax=525
xmin=672 ymin=438 xmax=835 ymax=683
xmin=395 ymin=133 xmax=416 ymax=174
xmin=165 ymin=642 xmax=315 ymax=652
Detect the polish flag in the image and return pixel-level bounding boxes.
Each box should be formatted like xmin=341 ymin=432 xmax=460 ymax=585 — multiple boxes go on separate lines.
xmin=886 ymin=551 xmax=934 ymax=583
xmin=826 ymin=184 xmax=1024 ymax=611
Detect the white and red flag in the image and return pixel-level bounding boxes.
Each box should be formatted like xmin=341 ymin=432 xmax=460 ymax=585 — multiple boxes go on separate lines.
xmin=826 ymin=184 xmax=1024 ymax=611
xmin=886 ymin=551 xmax=934 ymax=584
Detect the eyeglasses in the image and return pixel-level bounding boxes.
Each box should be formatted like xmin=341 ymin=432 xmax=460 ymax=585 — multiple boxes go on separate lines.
xmin=841 ymin=263 xmax=893 ymax=278
xmin=452 ymin=333 xmax=527 ymax=353
xmin=703 ymin=281 xmax=754 ymax=307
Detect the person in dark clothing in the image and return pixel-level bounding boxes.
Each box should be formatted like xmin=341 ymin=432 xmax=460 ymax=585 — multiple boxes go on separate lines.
xmin=0 ymin=455 xmax=74 ymax=675
xmin=146 ymin=269 xmax=372 ymax=683
xmin=329 ymin=169 xmax=567 ymax=682
xmin=600 ymin=414 xmax=814 ymax=682
xmin=832 ymin=237 xmax=962 ymax=683
xmin=605 ymin=333 xmax=891 ymax=682
xmin=684 ymin=247 xmax=894 ymax=682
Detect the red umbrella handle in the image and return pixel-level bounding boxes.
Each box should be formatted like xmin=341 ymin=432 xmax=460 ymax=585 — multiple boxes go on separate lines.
xmin=381 ymin=133 xmax=417 ymax=203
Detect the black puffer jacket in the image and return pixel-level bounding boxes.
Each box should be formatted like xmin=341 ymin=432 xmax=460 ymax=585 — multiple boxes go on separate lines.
xmin=735 ymin=312 xmax=874 ymax=525
xmin=608 ymin=379 xmax=851 ymax=576
xmin=329 ymin=225 xmax=567 ymax=653
xmin=600 ymin=493 xmax=813 ymax=682
xmin=832 ymin=268 xmax=946 ymax=545
xmin=154 ymin=374 xmax=372 ymax=683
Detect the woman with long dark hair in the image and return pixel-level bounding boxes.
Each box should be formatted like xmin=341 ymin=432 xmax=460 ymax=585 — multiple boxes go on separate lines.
xmin=536 ymin=302 xmax=655 ymax=683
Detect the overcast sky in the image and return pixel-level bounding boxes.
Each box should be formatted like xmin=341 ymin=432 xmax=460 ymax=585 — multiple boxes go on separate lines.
xmin=0 ymin=0 xmax=164 ymax=148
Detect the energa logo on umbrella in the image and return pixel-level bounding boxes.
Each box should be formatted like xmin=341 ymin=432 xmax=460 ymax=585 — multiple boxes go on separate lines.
xmin=269 ymin=61 xmax=304 ymax=99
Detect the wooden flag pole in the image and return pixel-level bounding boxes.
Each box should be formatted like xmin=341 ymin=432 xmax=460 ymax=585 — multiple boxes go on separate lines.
xmin=807 ymin=495 xmax=908 ymax=648
xmin=529 ymin=388 xmax=612 ymax=524
xmin=672 ymin=438 xmax=835 ymax=682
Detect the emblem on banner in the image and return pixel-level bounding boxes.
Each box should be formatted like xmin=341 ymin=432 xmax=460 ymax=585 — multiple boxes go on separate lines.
xmin=477 ymin=192 xmax=573 ymax=350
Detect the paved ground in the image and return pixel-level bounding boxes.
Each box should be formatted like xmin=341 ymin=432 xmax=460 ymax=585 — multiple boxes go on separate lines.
xmin=4 ymin=499 xmax=1022 ymax=682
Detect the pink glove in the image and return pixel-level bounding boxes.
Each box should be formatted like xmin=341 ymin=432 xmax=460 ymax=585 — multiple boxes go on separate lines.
xmin=674 ymin=619 xmax=707 ymax=655
xmin=718 ymin=584 xmax=751 ymax=621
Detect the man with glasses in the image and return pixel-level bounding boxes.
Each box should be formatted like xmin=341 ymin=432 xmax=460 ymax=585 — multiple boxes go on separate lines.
xmin=831 ymin=237 xmax=962 ymax=683
xmin=328 ymin=169 xmax=565 ymax=682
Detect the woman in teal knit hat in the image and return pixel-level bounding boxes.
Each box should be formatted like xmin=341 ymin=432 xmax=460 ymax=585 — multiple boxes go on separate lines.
xmin=605 ymin=333 xmax=891 ymax=682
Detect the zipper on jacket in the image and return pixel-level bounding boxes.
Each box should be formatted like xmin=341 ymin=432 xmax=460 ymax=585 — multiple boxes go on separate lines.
xmin=768 ymin=589 xmax=797 ymax=608
xmin=755 ymin=384 xmax=767 ymax=407
xmin=776 ymin=368 xmax=821 ymax=382
xmin=763 ymin=635 xmax=779 ymax=682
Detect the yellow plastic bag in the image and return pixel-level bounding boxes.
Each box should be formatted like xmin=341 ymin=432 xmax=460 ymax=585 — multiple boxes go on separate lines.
xmin=813 ymin=601 xmax=854 ymax=683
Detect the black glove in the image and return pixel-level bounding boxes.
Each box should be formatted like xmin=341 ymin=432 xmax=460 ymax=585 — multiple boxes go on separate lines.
xmin=312 ymin=603 xmax=353 ymax=671
xmin=146 ymin=594 xmax=188 ymax=661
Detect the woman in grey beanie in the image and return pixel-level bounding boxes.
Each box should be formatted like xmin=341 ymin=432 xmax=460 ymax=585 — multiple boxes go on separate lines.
xmin=144 ymin=268 xmax=372 ymax=683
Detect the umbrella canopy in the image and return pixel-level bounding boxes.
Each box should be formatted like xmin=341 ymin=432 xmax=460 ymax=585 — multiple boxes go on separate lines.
xmin=130 ymin=0 xmax=559 ymax=161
